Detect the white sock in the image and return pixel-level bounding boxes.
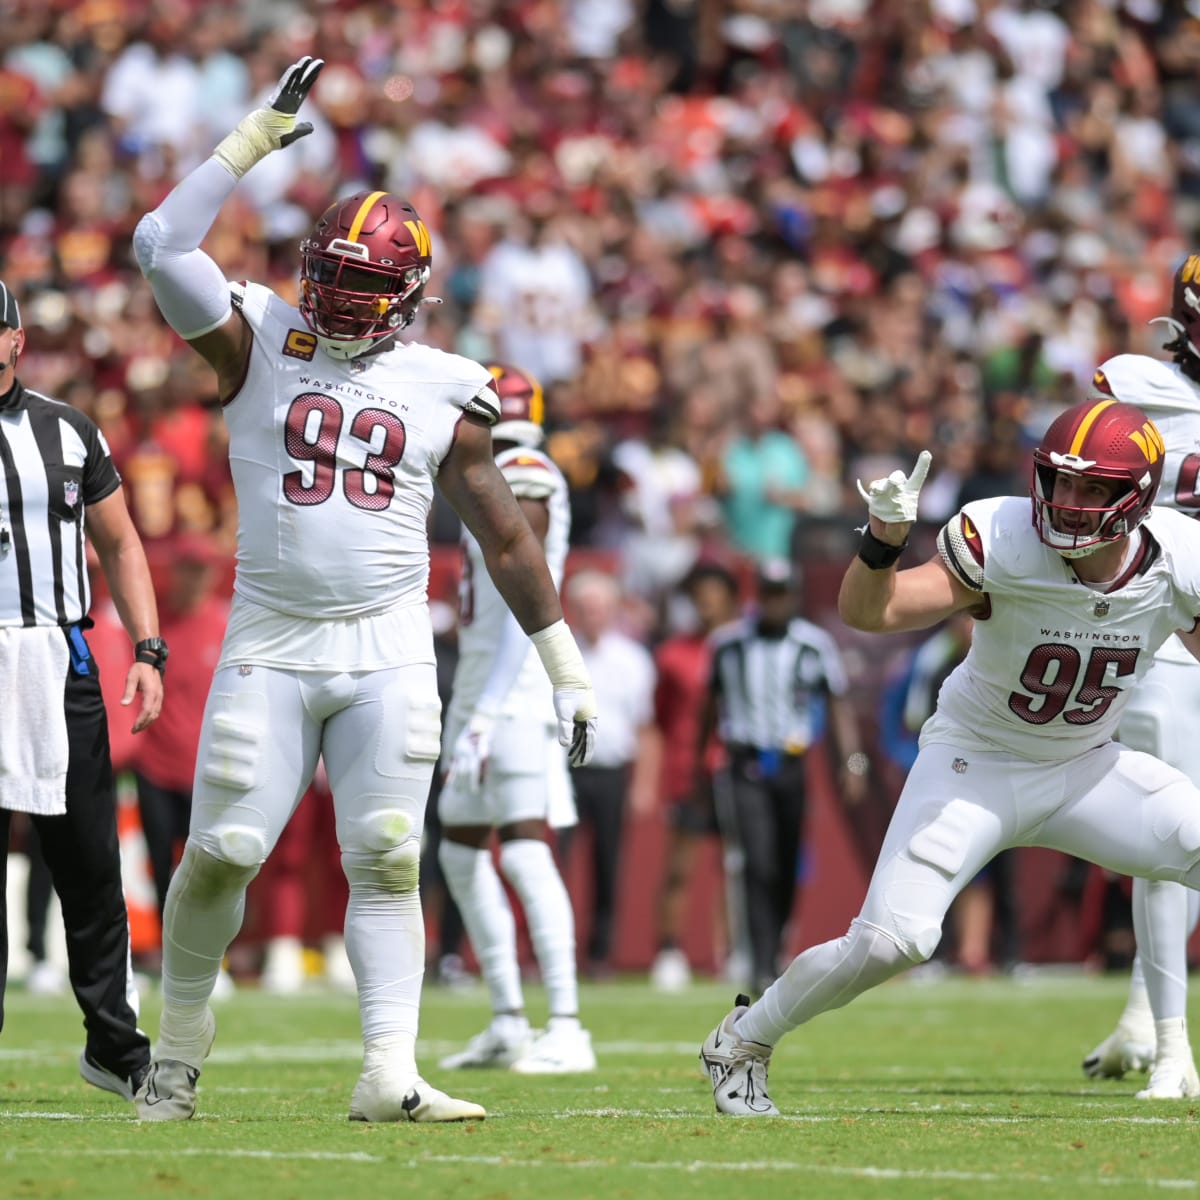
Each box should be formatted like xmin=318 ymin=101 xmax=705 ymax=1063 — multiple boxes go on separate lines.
xmin=160 ymin=844 xmax=256 ymax=1048
xmin=1132 ymin=877 xmax=1189 ymax=1023
xmin=1155 ymin=1017 xmax=1193 ymax=1064
xmin=735 ymin=920 xmax=910 ymax=1047
xmin=438 ymin=840 xmax=523 ymax=1015
xmin=499 ymin=838 xmax=578 ymax=1019
xmin=343 ymin=883 xmax=425 ymax=1044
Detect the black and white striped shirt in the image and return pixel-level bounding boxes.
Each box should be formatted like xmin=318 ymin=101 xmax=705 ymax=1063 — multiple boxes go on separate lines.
xmin=710 ymin=616 xmax=850 ymax=754
xmin=0 ymin=380 xmax=121 ymax=627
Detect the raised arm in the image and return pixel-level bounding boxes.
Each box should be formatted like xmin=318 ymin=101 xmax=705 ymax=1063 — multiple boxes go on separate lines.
xmin=132 ymin=57 xmax=324 ymax=396
xmin=438 ymin=416 xmax=596 ymax=765
xmin=838 ymin=451 xmax=979 ymax=634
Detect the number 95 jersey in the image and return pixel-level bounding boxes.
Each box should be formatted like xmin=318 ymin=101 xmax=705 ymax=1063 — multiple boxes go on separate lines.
xmin=225 ymin=282 xmax=498 ymax=619
xmin=926 ymin=495 xmax=1200 ymax=762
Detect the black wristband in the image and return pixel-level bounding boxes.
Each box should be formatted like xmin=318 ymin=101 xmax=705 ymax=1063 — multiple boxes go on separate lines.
xmin=135 ymin=637 xmax=169 ymax=676
xmin=857 ymin=528 xmax=908 ymax=570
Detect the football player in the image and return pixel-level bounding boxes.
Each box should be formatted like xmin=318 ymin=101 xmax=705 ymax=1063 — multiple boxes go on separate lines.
xmin=1077 ymin=256 xmax=1200 ymax=1098
xmin=701 ymin=398 xmax=1200 ymax=1116
xmin=436 ymin=363 xmax=596 ymax=1075
xmin=130 ymin=59 xmax=597 ymax=1123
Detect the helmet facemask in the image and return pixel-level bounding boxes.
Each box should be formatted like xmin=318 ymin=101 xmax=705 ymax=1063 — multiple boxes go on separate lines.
xmin=298 ymin=191 xmax=434 ymax=362
xmin=1031 ymin=456 xmax=1149 ymax=560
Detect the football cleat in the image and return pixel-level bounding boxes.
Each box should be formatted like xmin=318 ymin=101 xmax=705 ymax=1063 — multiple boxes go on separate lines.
xmin=700 ymin=994 xmax=779 ymax=1116
xmin=650 ymin=948 xmax=692 ymax=993
xmin=1136 ymin=1057 xmax=1200 ymax=1100
xmin=349 ymin=1075 xmax=486 ymax=1122
xmin=510 ymin=1024 xmax=597 ymax=1075
xmin=1082 ymin=1020 xmax=1155 ymax=1079
xmin=78 ymin=1051 xmax=149 ymax=1102
xmin=134 ymin=1007 xmax=217 ymax=1121
xmin=439 ymin=1022 xmax=535 ymax=1070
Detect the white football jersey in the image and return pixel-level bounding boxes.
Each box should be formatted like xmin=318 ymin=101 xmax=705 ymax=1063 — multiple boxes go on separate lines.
xmin=1091 ymin=354 xmax=1200 ymax=663
xmin=929 ymin=495 xmax=1200 ymax=761
xmin=452 ymin=445 xmax=571 ymax=720
xmin=225 ymin=282 xmax=498 ymax=620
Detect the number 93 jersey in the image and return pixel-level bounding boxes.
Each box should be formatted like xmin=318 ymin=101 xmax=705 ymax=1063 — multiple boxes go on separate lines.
xmin=928 ymin=495 xmax=1200 ymax=762
xmin=1092 ymin=354 xmax=1200 ymax=664
xmin=224 ymin=282 xmax=498 ymax=619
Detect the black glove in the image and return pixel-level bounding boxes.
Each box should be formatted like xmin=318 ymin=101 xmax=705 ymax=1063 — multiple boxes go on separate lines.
xmin=272 ymin=55 xmax=325 ymax=147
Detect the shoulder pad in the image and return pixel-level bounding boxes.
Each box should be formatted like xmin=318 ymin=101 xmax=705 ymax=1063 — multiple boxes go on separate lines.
xmin=1094 ymin=355 xmax=1199 ymax=414
xmin=937 ymin=510 xmax=986 ymax=591
xmin=498 ymin=448 xmax=560 ymax=500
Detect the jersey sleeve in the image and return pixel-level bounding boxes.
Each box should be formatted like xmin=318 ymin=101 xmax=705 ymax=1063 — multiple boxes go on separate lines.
xmin=936 ymin=508 xmax=987 ymax=592
xmin=71 ymin=412 xmax=121 ymax=504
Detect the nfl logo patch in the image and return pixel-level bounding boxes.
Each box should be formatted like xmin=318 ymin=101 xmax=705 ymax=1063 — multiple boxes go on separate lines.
xmin=952 ymin=758 xmax=968 ymax=774
xmin=64 ymin=480 xmax=79 ymax=509
xmin=1093 ymin=598 xmax=1110 ymax=618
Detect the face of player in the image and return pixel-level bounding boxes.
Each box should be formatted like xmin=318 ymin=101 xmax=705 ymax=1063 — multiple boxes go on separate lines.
xmin=1049 ymin=472 xmax=1122 ymax=537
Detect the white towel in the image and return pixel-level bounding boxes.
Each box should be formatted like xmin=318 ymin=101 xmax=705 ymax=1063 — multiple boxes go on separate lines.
xmin=0 ymin=626 xmax=70 ymax=816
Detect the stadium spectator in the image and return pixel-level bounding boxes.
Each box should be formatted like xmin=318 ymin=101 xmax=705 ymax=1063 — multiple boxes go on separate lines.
xmin=649 ymin=560 xmax=742 ymax=992
xmin=560 ymin=569 xmax=657 ymax=978
xmin=129 ymin=57 xmax=597 ymax=1124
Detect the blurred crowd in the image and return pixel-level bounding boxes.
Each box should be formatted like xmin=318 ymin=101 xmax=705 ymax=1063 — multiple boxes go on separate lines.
xmin=4 ymin=0 xmax=1196 ymax=983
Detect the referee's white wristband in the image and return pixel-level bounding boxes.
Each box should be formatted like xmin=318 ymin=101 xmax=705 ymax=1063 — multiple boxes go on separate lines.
xmin=529 ymin=619 xmax=591 ymax=692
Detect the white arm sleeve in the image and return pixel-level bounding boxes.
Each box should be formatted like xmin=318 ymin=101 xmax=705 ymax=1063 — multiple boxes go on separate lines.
xmin=132 ymin=157 xmax=239 ymax=340
xmin=475 ymin=610 xmax=535 ymax=715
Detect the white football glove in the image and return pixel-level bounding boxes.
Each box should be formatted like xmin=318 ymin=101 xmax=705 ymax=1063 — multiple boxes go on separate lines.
xmin=856 ymin=450 xmax=932 ymax=524
xmin=554 ymin=687 xmax=598 ymax=768
xmin=447 ymin=712 xmax=495 ymax=794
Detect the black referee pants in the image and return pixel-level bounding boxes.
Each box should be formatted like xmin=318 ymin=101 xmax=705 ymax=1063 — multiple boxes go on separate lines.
xmin=726 ymin=747 xmax=808 ymax=993
xmin=0 ymin=652 xmax=150 ymax=1079
xmin=557 ymin=763 xmax=630 ymax=967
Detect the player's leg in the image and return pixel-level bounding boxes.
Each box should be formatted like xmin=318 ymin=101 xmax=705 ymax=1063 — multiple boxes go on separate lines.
xmin=435 ymin=706 xmax=529 ymax=1069
xmin=325 ymin=664 xmax=483 ymax=1122
xmin=137 ymin=665 xmax=319 ymax=1120
xmin=1088 ymin=661 xmax=1199 ymax=1079
xmin=702 ymin=741 xmax=1010 ymax=1115
xmin=1037 ymin=743 xmax=1200 ymax=1099
xmin=496 ymin=728 xmax=594 ymax=1074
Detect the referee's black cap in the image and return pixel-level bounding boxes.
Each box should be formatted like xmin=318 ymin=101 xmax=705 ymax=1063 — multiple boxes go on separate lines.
xmin=0 ymin=280 xmax=20 ymax=331
xmin=756 ymin=558 xmax=799 ymax=592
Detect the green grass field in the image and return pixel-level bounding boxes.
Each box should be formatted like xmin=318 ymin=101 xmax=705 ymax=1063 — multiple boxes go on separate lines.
xmin=1 ymin=973 xmax=1197 ymax=1199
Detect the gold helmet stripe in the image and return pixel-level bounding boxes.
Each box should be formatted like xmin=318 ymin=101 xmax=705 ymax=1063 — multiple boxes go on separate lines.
xmin=347 ymin=192 xmax=387 ymax=243
xmin=1069 ymin=399 xmax=1115 ymax=457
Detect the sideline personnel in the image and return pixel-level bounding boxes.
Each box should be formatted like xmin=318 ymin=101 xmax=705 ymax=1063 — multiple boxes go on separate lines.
xmin=0 ymin=279 xmax=165 ymax=1102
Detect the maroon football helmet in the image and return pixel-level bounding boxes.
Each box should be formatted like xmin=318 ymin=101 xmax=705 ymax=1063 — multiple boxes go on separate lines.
xmin=1031 ymin=398 xmax=1164 ymax=558
xmin=299 ymin=191 xmax=432 ymax=360
xmin=485 ymin=362 xmax=545 ymax=448
xmin=1151 ymin=252 xmax=1200 ymax=363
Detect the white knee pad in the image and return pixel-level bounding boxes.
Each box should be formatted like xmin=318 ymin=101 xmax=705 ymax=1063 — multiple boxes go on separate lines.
xmin=342 ymin=808 xmax=421 ymax=894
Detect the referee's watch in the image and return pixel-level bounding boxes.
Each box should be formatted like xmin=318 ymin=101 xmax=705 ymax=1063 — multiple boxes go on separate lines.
xmin=134 ymin=637 xmax=169 ymax=676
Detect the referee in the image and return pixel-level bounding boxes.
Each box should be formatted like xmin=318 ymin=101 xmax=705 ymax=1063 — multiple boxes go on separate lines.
xmin=700 ymin=559 xmax=867 ymax=995
xmin=0 ymin=280 xmax=166 ymax=1102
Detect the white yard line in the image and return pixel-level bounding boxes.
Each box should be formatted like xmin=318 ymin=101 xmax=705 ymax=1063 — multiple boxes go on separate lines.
xmin=3 ymin=1147 xmax=382 ymax=1161
xmin=402 ymin=1153 xmax=1196 ymax=1189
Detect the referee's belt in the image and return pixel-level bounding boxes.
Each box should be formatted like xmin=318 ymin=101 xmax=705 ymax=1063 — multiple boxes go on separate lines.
xmin=728 ymin=744 xmax=806 ymax=779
